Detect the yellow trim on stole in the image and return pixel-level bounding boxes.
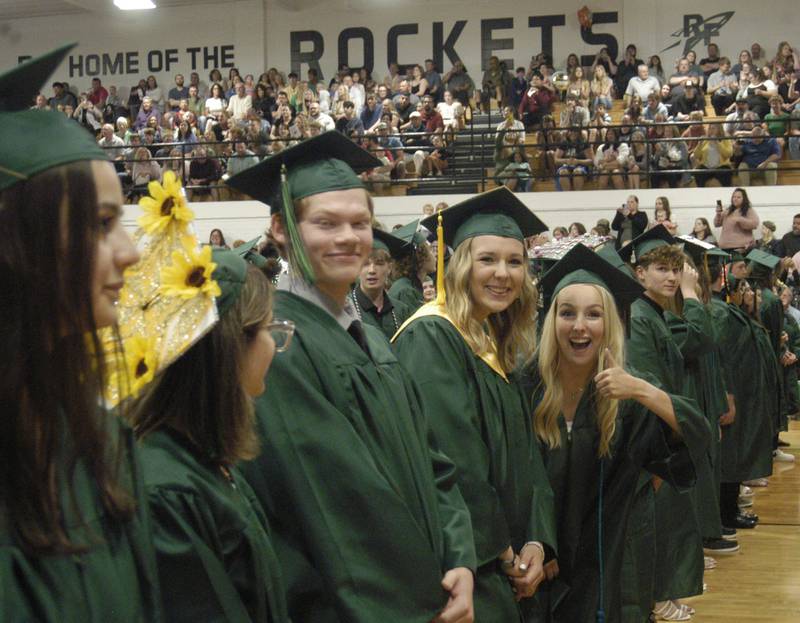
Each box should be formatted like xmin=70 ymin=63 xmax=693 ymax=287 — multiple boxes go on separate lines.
xmin=391 ymin=302 xmax=509 ymax=382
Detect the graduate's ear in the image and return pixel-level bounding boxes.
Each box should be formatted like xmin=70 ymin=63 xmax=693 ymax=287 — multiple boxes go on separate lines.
xmin=634 ymin=264 xmax=646 ymax=284
xmin=271 ymin=213 xmax=287 ymax=247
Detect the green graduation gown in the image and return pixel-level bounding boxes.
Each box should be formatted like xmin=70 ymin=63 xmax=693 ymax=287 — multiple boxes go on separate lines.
xmin=349 ymin=286 xmax=414 ymax=341
xmin=760 ymin=288 xmax=787 ymax=432
xmin=710 ymin=296 xmax=774 ymax=482
xmin=622 ymin=297 xmax=709 ymax=622
xmin=0 ymin=416 xmax=162 ymax=623
xmin=783 ymin=311 xmax=800 ymax=415
xmin=241 ymin=291 xmax=477 ymax=623
xmin=388 ymin=275 xmax=425 ymax=312
xmin=139 ymin=428 xmax=290 ymax=623
xmin=394 ymin=311 xmax=557 ymax=623
xmin=665 ymin=300 xmax=727 ymax=541
xmin=523 ymin=367 xmax=700 ymax=623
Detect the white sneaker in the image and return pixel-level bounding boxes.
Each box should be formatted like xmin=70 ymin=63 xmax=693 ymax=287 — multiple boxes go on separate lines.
xmin=773 ymin=449 xmax=796 ymax=463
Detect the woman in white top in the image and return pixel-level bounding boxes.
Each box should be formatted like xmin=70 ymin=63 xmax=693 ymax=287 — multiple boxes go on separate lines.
xmin=594 ymin=127 xmax=630 ymax=190
xmin=145 ymin=75 xmax=164 ymax=110
xmin=204 ymin=83 xmax=227 ymax=123
xmin=437 ymin=90 xmax=465 ymax=134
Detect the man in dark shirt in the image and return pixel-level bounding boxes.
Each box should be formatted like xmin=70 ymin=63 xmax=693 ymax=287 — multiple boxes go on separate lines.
xmin=49 ymin=81 xmax=77 ymax=109
xmin=781 ymin=214 xmax=800 ymax=258
xmin=424 ymin=59 xmax=443 ymax=102
xmin=672 ymin=81 xmax=705 ymax=120
xmin=420 ymin=96 xmax=444 ymax=134
xmin=615 ymin=44 xmax=643 ymax=99
xmin=394 ymin=93 xmax=415 ymax=124
xmin=510 ymin=67 xmax=528 ymax=109
xmin=167 ymin=74 xmax=189 ymax=112
xmin=335 ymin=101 xmax=365 ymax=137
xmin=188 ymin=146 xmax=221 ymax=199
xmin=699 ymin=44 xmax=721 ymax=81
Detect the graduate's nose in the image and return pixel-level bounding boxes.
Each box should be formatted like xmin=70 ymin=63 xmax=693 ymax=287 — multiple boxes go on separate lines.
xmin=494 ymin=260 xmax=510 ymax=279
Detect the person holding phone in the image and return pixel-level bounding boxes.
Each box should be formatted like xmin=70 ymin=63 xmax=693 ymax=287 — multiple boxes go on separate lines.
xmin=714 ymin=188 xmax=760 ymax=252
xmin=612 ymin=194 xmax=648 ymax=250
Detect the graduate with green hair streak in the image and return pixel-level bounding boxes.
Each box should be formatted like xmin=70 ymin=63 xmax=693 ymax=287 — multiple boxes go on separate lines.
xmin=228 ymin=132 xmax=478 ymax=622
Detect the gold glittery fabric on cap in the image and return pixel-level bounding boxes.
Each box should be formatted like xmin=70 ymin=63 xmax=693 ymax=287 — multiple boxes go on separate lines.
xmin=101 ymin=172 xmax=219 ymax=407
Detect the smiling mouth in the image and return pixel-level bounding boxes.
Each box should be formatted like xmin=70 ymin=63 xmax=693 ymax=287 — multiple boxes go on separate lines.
xmin=569 ymin=338 xmax=592 ymax=352
xmin=485 ymin=286 xmax=511 ymax=296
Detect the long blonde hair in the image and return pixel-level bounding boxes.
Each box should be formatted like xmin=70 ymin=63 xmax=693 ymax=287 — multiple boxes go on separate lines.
xmin=533 ymin=285 xmax=625 ymax=457
xmin=444 ymin=237 xmax=538 ymax=372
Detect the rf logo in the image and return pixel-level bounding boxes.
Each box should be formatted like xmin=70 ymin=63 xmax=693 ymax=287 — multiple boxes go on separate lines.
xmin=660 ymin=11 xmax=735 ymax=56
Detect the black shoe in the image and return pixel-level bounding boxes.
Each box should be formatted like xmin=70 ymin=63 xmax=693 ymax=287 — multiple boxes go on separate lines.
xmin=721 ymin=526 xmax=737 ymax=540
xmin=740 ymin=510 xmax=759 ymax=522
xmin=724 ymin=514 xmax=757 ymax=529
xmin=703 ymin=537 xmax=740 ymax=554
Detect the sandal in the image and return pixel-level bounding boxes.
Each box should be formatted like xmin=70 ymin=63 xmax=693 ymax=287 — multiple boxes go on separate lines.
xmin=653 ymin=600 xmax=691 ymax=621
xmin=673 ymin=600 xmax=695 ymax=616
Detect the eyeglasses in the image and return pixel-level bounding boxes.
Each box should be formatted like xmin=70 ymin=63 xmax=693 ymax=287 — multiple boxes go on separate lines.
xmin=267 ymin=319 xmax=295 ymax=352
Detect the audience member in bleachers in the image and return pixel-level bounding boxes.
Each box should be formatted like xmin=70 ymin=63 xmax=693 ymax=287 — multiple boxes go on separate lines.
xmin=737 ymin=125 xmax=781 ymax=185
xmin=699 ymin=44 xmax=722 ymax=81
xmin=559 ymin=93 xmax=590 ymax=128
xmin=672 ymin=80 xmax=705 ymax=120
xmin=97 ymin=123 xmax=125 ymax=162
xmin=188 ymin=146 xmax=221 ymax=200
xmin=643 ymin=91 xmax=669 ymax=122
xmin=554 ymin=127 xmax=593 ymax=191
xmin=594 ymin=127 xmax=629 ymax=190
xmin=519 ymin=71 xmax=555 ymax=129
xmin=481 ymin=56 xmax=510 ymax=112
xmin=510 ymin=67 xmax=528 ymax=109
xmin=653 ymin=196 xmax=678 ymax=234
xmin=129 ymin=146 xmax=162 ymax=200
xmin=693 ymin=120 xmax=735 ymax=187
xmin=624 ymin=64 xmax=660 ymax=107
xmin=566 ymin=66 xmax=590 ymax=109
xmin=708 ymin=57 xmax=739 ymax=115
xmin=49 ymin=80 xmax=77 ymax=109
xmin=685 ymin=49 xmax=706 ymax=88
xmin=591 ymin=64 xmax=614 ymax=113
xmin=569 ymin=222 xmax=587 ymax=237
xmin=731 ymin=49 xmax=755 ymax=76
xmin=442 ymin=60 xmax=476 ymax=108
xmin=648 ymin=55 xmax=666 ymax=85
xmin=746 ymin=67 xmax=778 ymax=118
xmin=588 ymin=104 xmax=611 ymax=143
xmin=772 ymin=42 xmax=800 ymax=101
xmin=765 ymin=95 xmax=791 ymax=145
xmin=650 ymin=121 xmax=689 ymax=188
xmin=496 ymin=147 xmax=532 ymax=192
xmin=615 ymin=44 xmax=643 ymax=99
xmin=780 ymin=214 xmax=800 ymax=258
xmin=669 ymin=57 xmax=696 ymax=100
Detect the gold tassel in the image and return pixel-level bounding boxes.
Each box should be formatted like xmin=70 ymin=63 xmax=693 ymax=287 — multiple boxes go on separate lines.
xmin=435 ymin=212 xmax=446 ymax=305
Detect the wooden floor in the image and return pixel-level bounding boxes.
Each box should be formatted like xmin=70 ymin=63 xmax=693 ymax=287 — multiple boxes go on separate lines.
xmin=682 ymin=420 xmax=800 ymax=622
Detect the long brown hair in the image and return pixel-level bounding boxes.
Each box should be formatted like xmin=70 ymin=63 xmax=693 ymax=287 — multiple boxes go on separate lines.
xmin=443 ymin=238 xmax=537 ymax=372
xmin=130 ymin=266 xmax=272 ymax=464
xmin=0 ymin=161 xmax=135 ymax=554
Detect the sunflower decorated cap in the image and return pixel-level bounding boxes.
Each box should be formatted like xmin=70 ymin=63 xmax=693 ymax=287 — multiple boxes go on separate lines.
xmin=617 ymin=224 xmax=676 ymax=264
xmin=373 ymin=228 xmax=411 ymax=259
xmin=391 ymin=220 xmax=429 ymax=247
xmin=234 ymin=236 xmax=268 ymax=269
xmin=0 ymin=43 xmax=109 ymax=191
xmin=225 ymin=131 xmax=380 ymax=284
xmin=540 ymin=242 xmax=644 ymax=314
xmin=102 ymin=172 xmax=251 ymax=406
xmin=420 ymin=186 xmax=547 ymax=249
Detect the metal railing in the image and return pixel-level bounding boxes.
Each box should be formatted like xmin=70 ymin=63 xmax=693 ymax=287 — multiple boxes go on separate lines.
xmin=101 ymin=117 xmax=800 ymax=198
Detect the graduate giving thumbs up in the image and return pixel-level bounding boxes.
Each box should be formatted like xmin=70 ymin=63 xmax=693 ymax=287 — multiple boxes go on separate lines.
xmin=594 ymin=348 xmax=641 ymax=401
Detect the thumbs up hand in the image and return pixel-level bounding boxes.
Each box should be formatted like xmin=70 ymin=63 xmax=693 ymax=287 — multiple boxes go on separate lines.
xmin=593 ymin=348 xmax=641 ymax=401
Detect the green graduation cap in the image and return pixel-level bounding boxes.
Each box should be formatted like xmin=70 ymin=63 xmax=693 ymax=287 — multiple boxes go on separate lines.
xmin=391 ymin=219 xmax=428 ymax=247
xmin=234 ymin=237 xmax=268 ymax=269
xmin=420 ymin=186 xmax=548 ymax=249
xmin=540 ymin=242 xmax=644 ymax=316
xmin=224 ymin=131 xmax=380 ymax=284
xmin=617 ymin=224 xmax=677 ymax=264
xmin=212 ymin=248 xmax=248 ymax=316
xmin=0 ymin=42 xmax=109 ymax=191
xmin=373 ymin=228 xmax=411 ymax=259
xmin=746 ymin=248 xmax=781 ymax=272
xmin=727 ymin=251 xmax=746 ymax=263
xmin=678 ymin=235 xmax=730 ymax=266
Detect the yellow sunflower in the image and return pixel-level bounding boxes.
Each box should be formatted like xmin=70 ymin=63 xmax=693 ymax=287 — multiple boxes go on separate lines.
xmin=124 ymin=336 xmax=159 ymax=396
xmin=138 ymin=170 xmax=195 ymax=235
xmin=160 ymin=237 xmax=221 ymax=299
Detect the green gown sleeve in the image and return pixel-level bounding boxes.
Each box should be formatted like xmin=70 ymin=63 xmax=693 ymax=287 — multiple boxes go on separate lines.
xmin=147 ymin=487 xmax=258 ymax=622
xmin=395 ymin=320 xmax=511 ymax=563
xmin=668 ymin=299 xmax=714 ymax=358
xmin=241 ymin=316 xmax=475 ymax=622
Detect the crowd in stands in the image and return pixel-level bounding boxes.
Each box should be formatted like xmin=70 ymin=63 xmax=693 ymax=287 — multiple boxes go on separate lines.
xmin=31 ymin=38 xmax=800 ymax=198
